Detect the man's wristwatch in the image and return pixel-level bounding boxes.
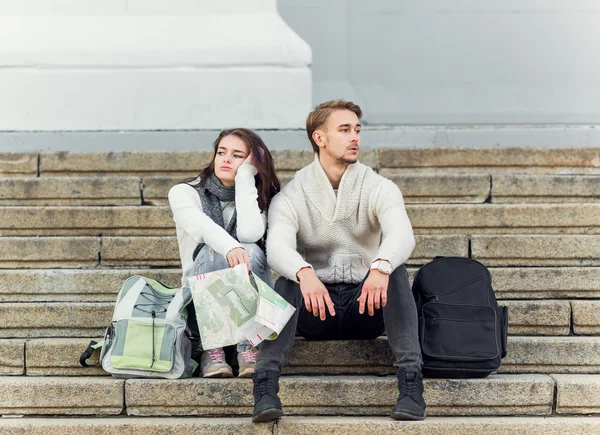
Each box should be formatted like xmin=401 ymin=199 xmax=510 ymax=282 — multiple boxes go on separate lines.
xmin=370 ymin=260 xmax=393 ymax=275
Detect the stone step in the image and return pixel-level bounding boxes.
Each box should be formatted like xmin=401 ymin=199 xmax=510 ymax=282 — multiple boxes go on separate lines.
xmin=394 ymin=174 xmax=491 ymax=203
xmin=500 ymin=300 xmax=571 ymax=336
xmin=0 ymin=374 xmax=553 ymax=416
xmin=39 ymin=151 xmax=214 ymax=177
xmin=141 ymin=176 xmax=182 ymax=205
xmin=100 ymin=235 xmax=468 ymax=267
xmin=409 ymin=204 xmax=600 ymax=235
xmin=0 ymin=204 xmax=598 ymax=236
xmin=144 ymin=174 xmax=494 ymax=205
xmin=150 ymin=177 xmax=599 ymax=207
xmin=571 ymin=301 xmax=600 ymax=335
xmin=275 ymin=416 xmax=600 ymax=434
xmin=0 ymin=269 xmax=182 ymax=302
xmin=3 ymin=417 xmax=600 ymax=435
xmin=0 ymin=206 xmax=173 ymax=236
xmin=378 ymin=147 xmax=600 ymax=174
xmin=0 ymin=177 xmax=142 ymax=205
xmin=0 ymin=417 xmax=271 ymax=435
xmin=0 ymin=376 xmax=123 ymax=415
xmin=0 ymin=339 xmax=24 ymax=375
xmin=14 ymin=336 xmax=600 ymax=378
xmin=471 ymin=235 xmax=600 ymax=266
xmin=0 ymin=237 xmax=98 ymax=268
xmin=501 ymin=337 xmax=600 ymax=374
xmin=34 ymin=149 xmax=600 ymax=176
xmin=492 ymin=174 xmax=600 ymax=203
xmin=0 ymin=172 xmax=594 ymax=206
xmin=1 ymin=267 xmax=597 ymax=303
xmin=37 ymin=150 xmax=379 ymax=177
xmin=100 ymin=236 xmax=179 ymax=267
xmin=0 ymin=299 xmax=582 ymax=338
xmin=125 ymin=374 xmax=554 ymax=417
xmin=144 ymin=174 xmax=600 ymax=205
xmin=0 ymin=153 xmax=37 ymax=177
xmin=285 ymin=336 xmax=600 ymax=374
xmin=490 ymin=267 xmax=600 ymax=299
xmin=143 ymin=173 xmax=304 ymax=204
xmin=276 ymin=416 xmax=600 ymax=435
xmin=552 ymin=375 xmax=600 ymax=415
xmin=0 ymin=302 xmax=111 ymax=338
xmin=0 ymin=173 xmax=492 ymax=207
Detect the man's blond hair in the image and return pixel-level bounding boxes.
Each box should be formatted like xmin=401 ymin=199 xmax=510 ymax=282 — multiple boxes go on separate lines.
xmin=306 ymin=100 xmax=362 ymax=155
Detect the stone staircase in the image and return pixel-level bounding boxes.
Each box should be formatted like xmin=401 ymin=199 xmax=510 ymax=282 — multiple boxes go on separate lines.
xmin=0 ymin=148 xmax=599 ymax=434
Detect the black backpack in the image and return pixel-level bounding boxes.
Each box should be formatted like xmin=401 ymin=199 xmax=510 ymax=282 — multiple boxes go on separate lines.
xmin=412 ymin=256 xmax=508 ymax=378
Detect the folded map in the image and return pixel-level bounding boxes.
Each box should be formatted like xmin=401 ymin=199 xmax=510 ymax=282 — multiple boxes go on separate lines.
xmin=189 ymin=264 xmax=296 ymax=350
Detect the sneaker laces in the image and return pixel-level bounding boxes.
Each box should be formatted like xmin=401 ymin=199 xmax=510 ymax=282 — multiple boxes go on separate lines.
xmin=241 ymin=348 xmax=258 ymax=363
xmin=207 ymin=349 xmax=224 ymax=363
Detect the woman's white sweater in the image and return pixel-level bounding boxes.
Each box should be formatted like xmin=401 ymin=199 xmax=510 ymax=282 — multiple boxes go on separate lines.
xmin=266 ymin=155 xmax=415 ymax=284
xmin=168 ymin=163 xmax=266 ymax=285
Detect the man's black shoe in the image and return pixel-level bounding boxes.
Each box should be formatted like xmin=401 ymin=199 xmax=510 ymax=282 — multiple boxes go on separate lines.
xmin=391 ymin=367 xmax=426 ymax=420
xmin=252 ymin=370 xmax=283 ymax=422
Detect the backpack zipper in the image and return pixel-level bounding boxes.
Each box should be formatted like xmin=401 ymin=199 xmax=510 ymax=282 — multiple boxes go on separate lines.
xmin=425 ymin=276 xmax=485 ymax=301
xmin=150 ymin=310 xmax=156 ymax=368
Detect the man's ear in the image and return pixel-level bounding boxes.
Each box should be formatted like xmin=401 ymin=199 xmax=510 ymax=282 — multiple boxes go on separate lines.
xmin=312 ymin=129 xmax=326 ymax=149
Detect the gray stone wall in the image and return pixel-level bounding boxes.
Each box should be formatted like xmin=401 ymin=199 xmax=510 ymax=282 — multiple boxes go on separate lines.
xmin=278 ymin=0 xmax=600 ymax=125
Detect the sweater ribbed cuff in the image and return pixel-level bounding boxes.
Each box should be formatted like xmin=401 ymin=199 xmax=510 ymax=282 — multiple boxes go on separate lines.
xmin=236 ymin=163 xmax=258 ymax=177
xmin=287 ymin=261 xmax=313 ymax=283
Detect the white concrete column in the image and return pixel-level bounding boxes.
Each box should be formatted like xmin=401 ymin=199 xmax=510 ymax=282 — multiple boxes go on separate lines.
xmin=0 ymin=0 xmax=312 ymax=130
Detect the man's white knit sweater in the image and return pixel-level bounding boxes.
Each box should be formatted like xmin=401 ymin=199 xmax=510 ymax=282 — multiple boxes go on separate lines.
xmin=266 ymin=155 xmax=416 ymax=284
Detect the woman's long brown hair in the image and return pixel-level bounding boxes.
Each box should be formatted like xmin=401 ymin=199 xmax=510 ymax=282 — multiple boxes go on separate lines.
xmin=188 ymin=128 xmax=280 ymax=212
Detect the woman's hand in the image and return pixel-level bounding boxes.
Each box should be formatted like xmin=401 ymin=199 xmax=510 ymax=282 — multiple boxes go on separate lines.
xmin=226 ymin=247 xmax=250 ymax=272
xmin=245 ymin=147 xmax=266 ymax=171
xmin=245 ymin=152 xmax=258 ymax=170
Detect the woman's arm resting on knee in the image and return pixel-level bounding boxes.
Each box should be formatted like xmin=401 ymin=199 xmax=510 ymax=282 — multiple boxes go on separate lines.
xmin=168 ymin=183 xmax=242 ymax=256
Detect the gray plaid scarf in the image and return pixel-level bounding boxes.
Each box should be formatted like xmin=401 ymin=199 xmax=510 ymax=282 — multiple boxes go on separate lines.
xmin=192 ymin=173 xmax=237 ymax=261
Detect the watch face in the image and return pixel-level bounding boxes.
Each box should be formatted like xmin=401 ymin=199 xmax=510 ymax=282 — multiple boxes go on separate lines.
xmin=379 ymin=262 xmax=392 ymax=273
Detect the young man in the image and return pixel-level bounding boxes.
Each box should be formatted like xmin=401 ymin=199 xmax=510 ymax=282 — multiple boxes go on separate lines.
xmin=252 ymin=100 xmax=425 ymax=422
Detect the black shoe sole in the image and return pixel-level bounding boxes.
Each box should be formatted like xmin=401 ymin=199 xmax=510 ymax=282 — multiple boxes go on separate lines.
xmin=252 ymin=408 xmax=283 ymax=423
xmin=390 ymin=411 xmax=425 ymax=421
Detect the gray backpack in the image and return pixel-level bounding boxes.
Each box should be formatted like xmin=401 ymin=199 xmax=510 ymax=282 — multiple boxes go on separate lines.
xmin=80 ymin=276 xmax=196 ymax=379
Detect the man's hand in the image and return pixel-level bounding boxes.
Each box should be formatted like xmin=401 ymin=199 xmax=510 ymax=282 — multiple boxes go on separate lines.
xmin=226 ymin=247 xmax=250 ymax=272
xmin=297 ymin=267 xmax=336 ymax=321
xmin=357 ymin=270 xmax=390 ymax=316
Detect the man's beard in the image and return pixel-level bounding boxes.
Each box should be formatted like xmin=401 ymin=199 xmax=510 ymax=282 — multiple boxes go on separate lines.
xmin=327 ymin=145 xmax=360 ymax=166
xmin=334 ymin=148 xmax=359 ymax=165
xmin=335 ymin=155 xmax=358 ymax=165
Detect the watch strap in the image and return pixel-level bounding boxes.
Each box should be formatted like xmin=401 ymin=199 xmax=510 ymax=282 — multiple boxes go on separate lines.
xmin=370 ymin=259 xmax=392 ymax=274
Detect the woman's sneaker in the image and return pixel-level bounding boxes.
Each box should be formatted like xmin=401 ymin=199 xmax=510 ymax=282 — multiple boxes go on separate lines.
xmin=200 ymin=348 xmax=233 ymax=378
xmin=237 ymin=346 xmax=258 ymax=378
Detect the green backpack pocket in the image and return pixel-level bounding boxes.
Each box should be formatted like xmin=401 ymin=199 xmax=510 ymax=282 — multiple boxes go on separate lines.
xmin=109 ymin=318 xmax=176 ymax=372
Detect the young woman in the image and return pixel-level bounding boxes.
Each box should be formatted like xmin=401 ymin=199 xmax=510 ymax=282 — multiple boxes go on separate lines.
xmin=168 ymin=128 xmax=280 ymax=378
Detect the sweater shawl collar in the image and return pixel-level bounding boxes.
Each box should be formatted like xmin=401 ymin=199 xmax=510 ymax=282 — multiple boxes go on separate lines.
xmin=298 ymin=154 xmax=369 ymax=222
